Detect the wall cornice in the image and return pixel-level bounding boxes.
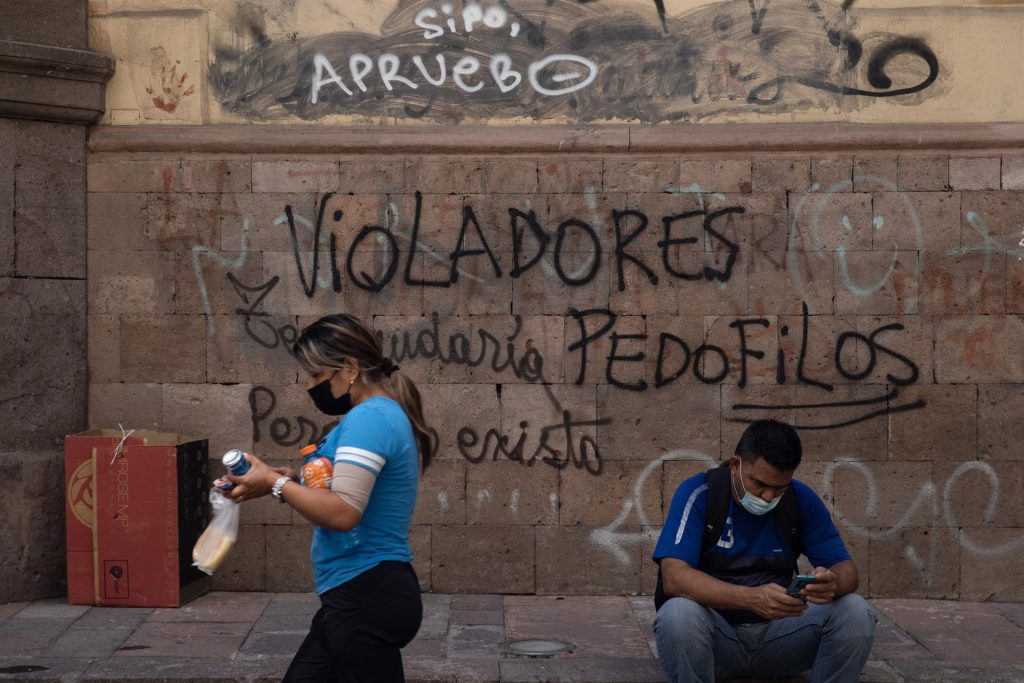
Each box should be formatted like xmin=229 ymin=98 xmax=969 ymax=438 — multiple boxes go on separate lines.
xmin=87 ymin=122 xmax=1024 ymax=156
xmin=0 ymin=40 xmax=115 ymax=125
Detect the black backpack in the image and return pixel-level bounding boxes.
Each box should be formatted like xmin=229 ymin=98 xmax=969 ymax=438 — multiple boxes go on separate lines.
xmin=653 ymin=463 xmax=802 ymax=611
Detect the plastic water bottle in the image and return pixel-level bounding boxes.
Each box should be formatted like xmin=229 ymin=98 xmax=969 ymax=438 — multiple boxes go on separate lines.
xmin=299 ymin=444 xmax=333 ymax=489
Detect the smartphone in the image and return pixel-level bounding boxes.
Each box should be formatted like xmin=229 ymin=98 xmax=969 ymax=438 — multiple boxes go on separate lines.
xmin=786 ymin=574 xmax=820 ymax=596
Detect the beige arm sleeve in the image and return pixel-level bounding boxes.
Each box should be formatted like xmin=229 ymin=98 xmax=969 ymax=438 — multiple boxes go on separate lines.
xmin=330 ymin=462 xmax=378 ymax=513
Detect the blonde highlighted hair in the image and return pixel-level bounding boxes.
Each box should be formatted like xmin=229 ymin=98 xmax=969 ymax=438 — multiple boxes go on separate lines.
xmin=293 ymin=313 xmax=433 ymax=470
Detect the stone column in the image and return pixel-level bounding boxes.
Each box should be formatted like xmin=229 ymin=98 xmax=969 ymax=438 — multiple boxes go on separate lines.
xmin=0 ymin=0 xmax=113 ymax=602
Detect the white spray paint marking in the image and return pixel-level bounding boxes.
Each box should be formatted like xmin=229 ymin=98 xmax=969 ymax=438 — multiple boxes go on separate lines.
xmin=820 ymin=458 xmax=1024 ymax=587
xmin=944 ymin=461 xmax=1024 ymax=557
xmin=510 ymin=489 xmax=520 ymax=516
xmin=310 ymin=50 xmax=597 ymax=101
xmin=789 ymin=176 xmax=921 ymax=315
xmin=823 ymin=460 xmax=939 ymax=540
xmin=476 ymin=489 xmax=491 ymax=509
xmin=666 ymin=182 xmax=708 ymax=212
xmin=590 ymin=499 xmax=636 ymax=565
xmin=836 ymin=244 xmax=899 ymax=296
xmin=191 ymin=218 xmax=251 ymax=336
xmin=438 ymin=491 xmax=449 ymax=515
xmin=590 ymin=449 xmax=716 ymax=566
xmin=950 ymin=211 xmax=1024 ymax=272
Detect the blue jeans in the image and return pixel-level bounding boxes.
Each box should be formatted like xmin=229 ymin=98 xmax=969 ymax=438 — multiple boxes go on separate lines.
xmin=654 ymin=594 xmax=876 ymax=683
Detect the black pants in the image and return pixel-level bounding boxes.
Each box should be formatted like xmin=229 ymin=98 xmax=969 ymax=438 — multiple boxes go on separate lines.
xmin=283 ymin=561 xmax=422 ymax=683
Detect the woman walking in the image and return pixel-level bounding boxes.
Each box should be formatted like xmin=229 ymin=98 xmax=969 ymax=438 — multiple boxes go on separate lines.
xmin=226 ymin=313 xmax=432 ymax=682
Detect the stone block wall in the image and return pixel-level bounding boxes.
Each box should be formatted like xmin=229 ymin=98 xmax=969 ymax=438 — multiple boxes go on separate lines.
xmin=85 ymin=142 xmax=1024 ymax=600
xmin=0 ymin=120 xmax=90 ymax=603
xmin=0 ymin=0 xmax=113 ymax=602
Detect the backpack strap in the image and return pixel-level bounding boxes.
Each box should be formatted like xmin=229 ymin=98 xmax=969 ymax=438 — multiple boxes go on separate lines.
xmin=702 ymin=463 xmax=733 ymax=554
xmin=773 ymin=479 xmax=802 ymax=558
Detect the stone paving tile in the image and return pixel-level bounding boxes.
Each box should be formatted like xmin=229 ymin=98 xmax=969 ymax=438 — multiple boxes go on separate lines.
xmin=0 ymin=617 xmax=72 ymax=656
xmin=420 ymin=594 xmax=453 ymax=638
xmin=262 ymin=592 xmax=320 ymax=617
xmin=874 ymin=599 xmax=1024 ymax=663
xmin=996 ymin=602 xmax=1024 ymax=629
xmin=451 ymin=608 xmax=504 ymax=625
xmin=889 ymin=660 xmax=1024 ymax=682
xmin=404 ymin=634 xmax=448 ymax=658
xmin=869 ymin=610 xmax=932 ymax=661
xmin=499 ymin=656 xmax=666 ymax=683
xmin=627 ymin=596 xmax=658 ymax=658
xmin=448 ymin=624 xmax=504 ymax=659
xmin=405 ymin=656 xmax=499 ymax=683
xmin=3 ymin=593 xmax=1024 ymax=682
xmin=0 ymin=656 xmax=92 ymax=681
xmin=424 ymin=593 xmax=455 ymax=608
xmin=147 ymin=591 xmax=272 ymax=623
xmin=859 ymin=660 xmax=901 ymax=683
xmin=250 ymin=610 xmax=313 ymax=635
xmin=252 ymin=593 xmax=318 ymax=636
xmin=505 ymin=597 xmax=651 ymax=659
xmin=237 ymin=630 xmax=306 ymax=658
xmin=40 ymin=625 xmax=132 ymax=658
xmin=452 ymin=595 xmax=505 ymax=611
xmin=17 ymin=601 xmax=91 ymax=621
xmin=0 ymin=602 xmax=27 ymax=624
xmin=80 ymin=656 xmax=285 ymax=682
xmin=72 ymin=606 xmax=154 ymax=630
xmin=114 ymin=621 xmax=252 ymax=659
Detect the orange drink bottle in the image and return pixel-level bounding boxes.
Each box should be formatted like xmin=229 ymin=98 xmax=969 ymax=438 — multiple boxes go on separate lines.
xmin=299 ymin=444 xmax=333 ymax=489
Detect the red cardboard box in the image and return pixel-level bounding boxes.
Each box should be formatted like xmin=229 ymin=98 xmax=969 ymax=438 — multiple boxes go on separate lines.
xmin=65 ymin=430 xmax=211 ymax=607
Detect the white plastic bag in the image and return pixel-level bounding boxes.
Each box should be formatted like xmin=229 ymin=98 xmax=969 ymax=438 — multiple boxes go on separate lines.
xmin=192 ymin=490 xmax=239 ymax=575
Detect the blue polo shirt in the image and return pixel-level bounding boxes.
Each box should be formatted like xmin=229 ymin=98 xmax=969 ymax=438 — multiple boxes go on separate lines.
xmin=653 ymin=471 xmax=851 ymax=623
xmin=310 ymin=396 xmax=419 ymax=595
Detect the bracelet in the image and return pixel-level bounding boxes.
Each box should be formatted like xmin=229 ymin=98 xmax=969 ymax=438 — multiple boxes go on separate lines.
xmin=271 ymin=476 xmax=291 ymax=504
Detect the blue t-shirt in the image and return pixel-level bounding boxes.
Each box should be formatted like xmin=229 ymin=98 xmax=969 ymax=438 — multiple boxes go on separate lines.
xmin=311 ymin=396 xmax=419 ymax=595
xmin=653 ymin=471 xmax=850 ymax=622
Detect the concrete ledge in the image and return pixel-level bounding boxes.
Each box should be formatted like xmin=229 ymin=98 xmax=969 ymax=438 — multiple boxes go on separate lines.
xmin=0 ymin=39 xmax=115 ymax=125
xmin=87 ymin=122 xmax=1024 ymax=155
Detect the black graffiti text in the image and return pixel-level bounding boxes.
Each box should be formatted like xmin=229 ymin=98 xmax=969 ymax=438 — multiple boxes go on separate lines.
xmin=227 ymin=273 xmax=298 ymax=349
xmin=284 ymin=192 xmax=741 ymax=297
xmin=456 ymin=410 xmax=610 ymax=475
xmin=249 ymin=386 xmax=333 ymax=448
xmin=568 ymin=302 xmax=920 ymax=391
xmin=382 ymin=311 xmax=545 ymax=382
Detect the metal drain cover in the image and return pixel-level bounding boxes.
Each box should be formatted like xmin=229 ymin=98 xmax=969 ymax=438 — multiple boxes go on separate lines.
xmin=501 ymin=638 xmax=576 ymax=657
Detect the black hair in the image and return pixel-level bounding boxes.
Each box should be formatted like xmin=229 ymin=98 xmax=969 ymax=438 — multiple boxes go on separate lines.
xmin=734 ymin=419 xmax=802 ymax=471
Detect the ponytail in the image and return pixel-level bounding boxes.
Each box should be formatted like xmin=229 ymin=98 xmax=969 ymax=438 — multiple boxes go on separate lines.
xmin=384 ymin=371 xmax=434 ymax=471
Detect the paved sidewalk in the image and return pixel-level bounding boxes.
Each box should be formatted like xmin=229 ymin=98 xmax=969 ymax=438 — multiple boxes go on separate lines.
xmin=1 ymin=593 xmax=1023 ymax=682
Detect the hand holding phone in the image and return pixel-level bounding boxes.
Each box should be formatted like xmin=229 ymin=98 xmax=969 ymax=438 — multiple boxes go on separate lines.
xmin=786 ymin=574 xmax=821 ymax=597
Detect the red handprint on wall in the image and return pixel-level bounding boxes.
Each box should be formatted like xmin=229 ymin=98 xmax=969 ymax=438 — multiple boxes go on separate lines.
xmin=146 ymin=59 xmax=195 ymax=113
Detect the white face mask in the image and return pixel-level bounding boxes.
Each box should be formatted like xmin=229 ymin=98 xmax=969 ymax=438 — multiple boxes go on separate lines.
xmin=735 ymin=459 xmax=783 ymax=516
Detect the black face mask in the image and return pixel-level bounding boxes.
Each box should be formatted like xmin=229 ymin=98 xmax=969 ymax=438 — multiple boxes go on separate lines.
xmin=308 ymin=375 xmax=353 ymax=416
